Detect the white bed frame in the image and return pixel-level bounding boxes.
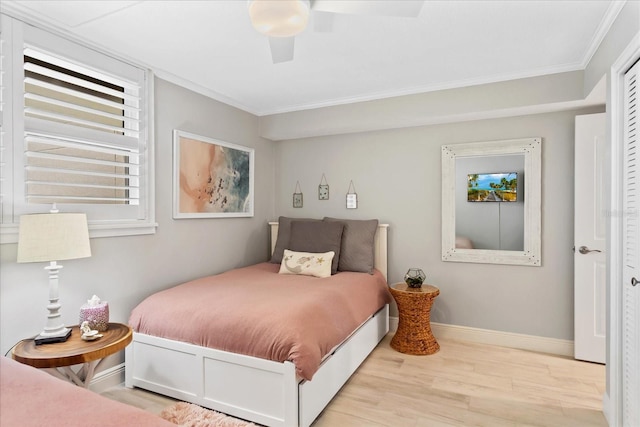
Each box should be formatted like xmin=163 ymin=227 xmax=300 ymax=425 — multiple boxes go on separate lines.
xmin=125 ymin=222 xmax=389 ymax=427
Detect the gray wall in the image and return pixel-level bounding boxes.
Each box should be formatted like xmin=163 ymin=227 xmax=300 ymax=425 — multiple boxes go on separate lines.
xmin=275 ymin=107 xmax=603 ymax=341
xmin=0 ymin=77 xmax=276 ymax=357
xmin=261 ymin=71 xmax=592 ymax=140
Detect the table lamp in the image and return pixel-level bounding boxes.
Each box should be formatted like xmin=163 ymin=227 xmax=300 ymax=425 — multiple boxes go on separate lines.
xmin=17 ymin=208 xmax=91 ymax=345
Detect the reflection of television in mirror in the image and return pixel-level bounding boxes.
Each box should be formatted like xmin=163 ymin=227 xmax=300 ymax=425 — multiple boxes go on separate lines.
xmin=467 ymin=172 xmax=518 ymax=202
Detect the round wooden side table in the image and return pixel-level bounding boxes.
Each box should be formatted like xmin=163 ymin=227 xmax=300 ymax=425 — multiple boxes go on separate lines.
xmin=389 ymin=283 xmax=440 ymax=355
xmin=11 ymin=322 xmax=132 ymax=387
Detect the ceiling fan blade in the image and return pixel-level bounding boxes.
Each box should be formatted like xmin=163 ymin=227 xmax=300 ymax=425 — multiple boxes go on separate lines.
xmin=311 ymin=0 xmax=424 ymax=17
xmin=313 ymin=10 xmax=335 ymax=32
xmin=268 ymin=36 xmax=295 ymax=64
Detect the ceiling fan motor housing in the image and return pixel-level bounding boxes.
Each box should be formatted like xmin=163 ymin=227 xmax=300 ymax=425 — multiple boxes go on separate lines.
xmin=248 ymin=0 xmax=311 ymax=37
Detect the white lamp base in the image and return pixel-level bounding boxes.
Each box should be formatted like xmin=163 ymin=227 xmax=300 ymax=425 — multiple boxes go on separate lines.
xmin=34 ymin=261 xmax=71 ymax=345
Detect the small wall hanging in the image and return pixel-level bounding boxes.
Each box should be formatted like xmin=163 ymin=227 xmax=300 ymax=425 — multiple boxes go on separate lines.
xmin=293 ymin=181 xmax=303 ymax=208
xmin=346 ymin=180 xmax=358 ymax=209
xmin=318 ymin=173 xmax=329 ymax=200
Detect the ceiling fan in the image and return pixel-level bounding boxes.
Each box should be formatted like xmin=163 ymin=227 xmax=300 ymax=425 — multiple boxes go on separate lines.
xmin=247 ymin=0 xmax=425 ymax=63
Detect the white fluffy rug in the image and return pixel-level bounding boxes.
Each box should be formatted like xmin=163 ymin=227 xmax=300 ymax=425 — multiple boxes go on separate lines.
xmin=160 ymin=402 xmax=257 ymax=427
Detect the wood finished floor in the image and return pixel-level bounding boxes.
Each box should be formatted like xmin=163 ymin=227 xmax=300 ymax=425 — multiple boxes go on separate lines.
xmin=102 ymin=335 xmax=607 ymax=427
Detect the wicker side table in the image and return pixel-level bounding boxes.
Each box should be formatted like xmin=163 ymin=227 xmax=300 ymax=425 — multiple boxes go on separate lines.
xmin=389 ymin=283 xmax=440 ymax=355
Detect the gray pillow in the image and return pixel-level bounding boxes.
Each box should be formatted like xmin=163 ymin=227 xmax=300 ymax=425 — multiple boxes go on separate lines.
xmin=288 ymin=221 xmax=344 ymax=275
xmin=270 ymin=216 xmax=321 ymax=264
xmin=324 ymin=217 xmax=378 ymax=274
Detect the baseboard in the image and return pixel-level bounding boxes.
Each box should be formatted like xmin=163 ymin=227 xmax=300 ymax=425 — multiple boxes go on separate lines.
xmin=602 ymin=392 xmax=613 ymax=427
xmin=89 ymin=363 xmax=126 ymax=393
xmin=389 ymin=317 xmax=574 ymax=357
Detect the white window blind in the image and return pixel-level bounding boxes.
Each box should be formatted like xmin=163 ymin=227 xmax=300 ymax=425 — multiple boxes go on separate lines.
xmin=24 ymin=130 xmax=140 ymax=205
xmin=0 ymin=14 xmax=155 ymax=242
xmin=23 ymin=47 xmax=141 ymax=206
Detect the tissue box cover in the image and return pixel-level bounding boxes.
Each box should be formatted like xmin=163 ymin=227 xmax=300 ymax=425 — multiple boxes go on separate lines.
xmin=79 ymin=302 xmax=109 ymax=331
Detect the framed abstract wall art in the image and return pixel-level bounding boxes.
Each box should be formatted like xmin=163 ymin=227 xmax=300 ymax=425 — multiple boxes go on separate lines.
xmin=173 ymin=130 xmax=254 ymax=218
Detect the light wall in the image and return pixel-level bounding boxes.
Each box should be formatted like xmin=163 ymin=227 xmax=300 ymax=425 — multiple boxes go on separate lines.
xmin=0 ymin=78 xmax=276 ymax=357
xmin=260 ymin=71 xmax=594 ymax=140
xmin=274 ymin=106 xmax=603 ymax=340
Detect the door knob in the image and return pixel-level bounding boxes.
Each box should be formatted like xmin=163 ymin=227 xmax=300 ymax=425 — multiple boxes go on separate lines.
xmin=633 ymin=277 xmax=638 ymax=287
xmin=578 ymin=246 xmax=602 ymax=254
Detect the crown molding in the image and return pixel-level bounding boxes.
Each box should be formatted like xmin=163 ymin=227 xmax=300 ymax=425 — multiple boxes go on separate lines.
xmin=256 ymin=63 xmax=587 ymax=116
xmin=579 ymin=0 xmax=628 ymax=69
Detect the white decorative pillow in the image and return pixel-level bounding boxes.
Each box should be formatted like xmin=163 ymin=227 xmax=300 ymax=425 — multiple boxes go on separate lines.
xmin=278 ymin=249 xmax=335 ymax=278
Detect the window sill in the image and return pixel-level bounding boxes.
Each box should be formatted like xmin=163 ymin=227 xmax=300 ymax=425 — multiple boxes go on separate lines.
xmin=0 ymin=221 xmax=158 ymax=244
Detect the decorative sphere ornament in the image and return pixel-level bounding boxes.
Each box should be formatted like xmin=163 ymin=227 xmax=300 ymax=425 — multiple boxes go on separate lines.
xmin=404 ymin=268 xmax=426 ymax=288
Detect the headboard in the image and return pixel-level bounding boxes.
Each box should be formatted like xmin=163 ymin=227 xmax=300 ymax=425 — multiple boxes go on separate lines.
xmin=268 ymin=222 xmax=389 ymax=281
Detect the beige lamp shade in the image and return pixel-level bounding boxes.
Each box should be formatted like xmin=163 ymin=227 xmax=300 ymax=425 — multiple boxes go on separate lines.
xmin=17 ymin=213 xmax=91 ymax=263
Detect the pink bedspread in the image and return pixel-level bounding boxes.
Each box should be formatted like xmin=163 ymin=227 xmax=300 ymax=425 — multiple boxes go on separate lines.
xmin=129 ymin=262 xmax=390 ymax=380
xmin=0 ymin=356 xmax=174 ymax=427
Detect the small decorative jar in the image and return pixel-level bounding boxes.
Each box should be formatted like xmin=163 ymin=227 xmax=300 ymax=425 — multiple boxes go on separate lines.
xmin=404 ymin=268 xmax=426 ymax=288
xmin=79 ymin=295 xmax=109 ymax=332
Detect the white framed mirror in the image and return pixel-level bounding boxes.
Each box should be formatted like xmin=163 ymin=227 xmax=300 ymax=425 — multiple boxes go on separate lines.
xmin=441 ymin=137 xmax=541 ymax=266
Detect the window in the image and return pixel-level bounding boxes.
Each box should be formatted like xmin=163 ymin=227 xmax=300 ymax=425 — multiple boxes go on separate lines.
xmin=23 ymin=51 xmax=140 ymax=206
xmin=0 ymin=14 xmax=156 ymax=242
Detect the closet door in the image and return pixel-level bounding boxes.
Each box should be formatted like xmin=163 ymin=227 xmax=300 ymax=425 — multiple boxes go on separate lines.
xmin=622 ymin=58 xmax=639 ymax=427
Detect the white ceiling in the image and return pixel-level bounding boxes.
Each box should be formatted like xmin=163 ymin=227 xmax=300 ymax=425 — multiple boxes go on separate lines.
xmin=2 ymin=0 xmax=621 ymax=116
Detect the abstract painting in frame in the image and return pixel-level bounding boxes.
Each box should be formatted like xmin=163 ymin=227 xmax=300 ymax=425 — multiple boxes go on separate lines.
xmin=173 ymin=130 xmax=254 ymax=218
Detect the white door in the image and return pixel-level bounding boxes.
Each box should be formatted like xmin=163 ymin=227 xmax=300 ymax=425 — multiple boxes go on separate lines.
xmin=574 ymin=113 xmax=607 ymax=363
xmin=621 ymin=58 xmax=639 ymax=427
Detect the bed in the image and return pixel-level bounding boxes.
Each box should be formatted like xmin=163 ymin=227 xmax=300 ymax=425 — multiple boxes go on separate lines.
xmin=0 ymin=356 xmax=175 ymax=427
xmin=125 ymin=218 xmax=390 ymax=427
xmin=455 ymin=236 xmax=474 ymax=249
